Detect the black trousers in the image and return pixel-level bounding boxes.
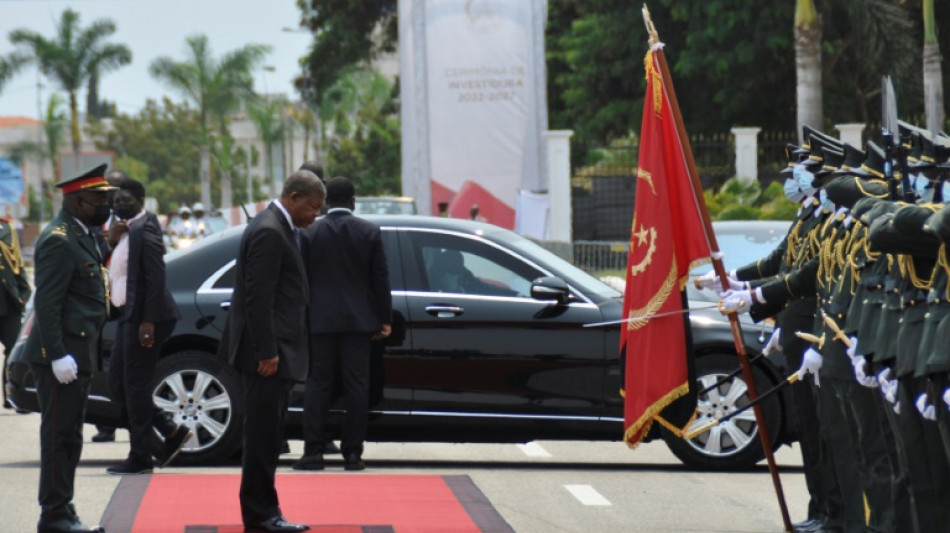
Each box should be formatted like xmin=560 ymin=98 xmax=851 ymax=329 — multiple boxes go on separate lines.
xmin=240 ymin=371 xmax=291 ymax=525
xmin=31 ymin=364 xmax=91 ymax=521
xmin=108 ymin=319 xmax=178 ymax=463
xmin=0 ymin=312 xmax=22 ymax=405
xmin=303 ymin=333 xmax=371 ymax=457
xmin=896 ymin=376 xmax=950 ymax=533
xmin=816 ymin=378 xmax=865 ymax=532
xmin=784 ymin=331 xmax=840 ymax=523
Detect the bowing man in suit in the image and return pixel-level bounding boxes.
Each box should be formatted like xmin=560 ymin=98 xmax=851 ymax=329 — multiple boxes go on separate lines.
xmin=22 ymin=164 xmax=114 ymax=533
xmin=218 ymin=170 xmax=325 ymax=533
xmin=105 ymin=179 xmax=191 ymax=475
xmin=295 ymin=177 xmax=391 ymax=472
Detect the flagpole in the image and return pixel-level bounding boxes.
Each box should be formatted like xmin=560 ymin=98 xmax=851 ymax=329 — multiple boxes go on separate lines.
xmin=641 ymin=5 xmax=793 ymax=532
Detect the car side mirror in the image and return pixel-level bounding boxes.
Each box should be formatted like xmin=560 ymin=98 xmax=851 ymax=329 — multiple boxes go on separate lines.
xmin=530 ymin=276 xmax=570 ymax=305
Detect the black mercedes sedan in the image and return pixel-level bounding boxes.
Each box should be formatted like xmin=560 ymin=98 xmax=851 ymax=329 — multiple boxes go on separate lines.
xmin=6 ymin=216 xmax=793 ymax=470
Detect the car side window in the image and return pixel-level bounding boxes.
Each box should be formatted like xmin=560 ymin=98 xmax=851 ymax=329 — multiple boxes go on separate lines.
xmin=212 ymin=265 xmax=236 ymax=289
xmin=407 ymin=231 xmax=540 ymax=298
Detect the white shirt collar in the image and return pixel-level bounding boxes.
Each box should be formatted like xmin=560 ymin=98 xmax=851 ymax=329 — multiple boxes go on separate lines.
xmin=273 ymin=200 xmax=297 ymax=229
xmin=327 ymin=207 xmax=353 ymax=215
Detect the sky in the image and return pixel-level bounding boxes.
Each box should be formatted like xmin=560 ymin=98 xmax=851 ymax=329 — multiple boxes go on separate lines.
xmin=0 ymin=0 xmax=313 ymax=118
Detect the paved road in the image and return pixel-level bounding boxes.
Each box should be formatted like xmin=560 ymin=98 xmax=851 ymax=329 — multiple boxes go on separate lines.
xmin=0 ymin=408 xmax=809 ymax=532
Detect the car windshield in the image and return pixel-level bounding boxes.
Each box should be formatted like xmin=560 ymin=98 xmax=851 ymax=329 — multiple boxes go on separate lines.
xmin=493 ymin=230 xmax=622 ymax=301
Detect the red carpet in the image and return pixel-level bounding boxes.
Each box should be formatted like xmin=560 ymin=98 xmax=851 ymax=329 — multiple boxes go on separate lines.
xmin=101 ymin=474 xmax=513 ymax=533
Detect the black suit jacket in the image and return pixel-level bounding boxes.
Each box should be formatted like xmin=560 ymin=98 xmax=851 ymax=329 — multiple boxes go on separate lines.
xmin=218 ymin=203 xmax=309 ymax=381
xmin=304 ymin=210 xmax=391 ymax=334
xmin=120 ymin=211 xmax=180 ymax=325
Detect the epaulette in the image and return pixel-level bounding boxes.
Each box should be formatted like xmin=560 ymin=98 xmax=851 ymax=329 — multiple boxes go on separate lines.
xmin=51 ymin=224 xmax=68 ymax=237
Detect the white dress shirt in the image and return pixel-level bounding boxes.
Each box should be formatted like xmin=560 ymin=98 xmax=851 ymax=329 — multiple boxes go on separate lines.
xmin=108 ymin=209 xmax=146 ymax=308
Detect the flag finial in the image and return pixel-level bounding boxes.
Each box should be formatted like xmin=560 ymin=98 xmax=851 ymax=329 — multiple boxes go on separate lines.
xmin=642 ymin=4 xmax=660 ymax=46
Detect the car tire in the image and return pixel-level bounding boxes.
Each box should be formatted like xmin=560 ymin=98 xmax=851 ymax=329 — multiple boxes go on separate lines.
xmin=151 ymin=350 xmax=244 ymax=466
xmin=662 ymin=353 xmax=782 ymax=471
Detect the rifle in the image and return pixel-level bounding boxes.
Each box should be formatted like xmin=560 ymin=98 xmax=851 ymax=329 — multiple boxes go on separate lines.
xmin=881 ymin=76 xmax=914 ymax=202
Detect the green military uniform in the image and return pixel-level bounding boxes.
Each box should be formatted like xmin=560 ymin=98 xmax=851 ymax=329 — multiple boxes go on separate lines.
xmin=22 ymin=166 xmax=112 ymax=532
xmin=924 ymin=203 xmax=950 ymax=465
xmin=735 ymin=139 xmax=844 ymax=531
xmin=869 ymin=201 xmax=950 ymax=533
xmin=0 ymin=217 xmax=32 ymax=408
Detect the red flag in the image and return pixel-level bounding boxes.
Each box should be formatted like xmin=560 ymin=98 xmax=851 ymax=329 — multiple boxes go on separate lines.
xmin=621 ymin=48 xmax=711 ymax=447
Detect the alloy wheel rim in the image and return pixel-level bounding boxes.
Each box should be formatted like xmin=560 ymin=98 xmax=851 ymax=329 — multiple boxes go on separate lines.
xmin=153 ymin=369 xmax=232 ymax=453
xmin=684 ymin=373 xmax=758 ymax=457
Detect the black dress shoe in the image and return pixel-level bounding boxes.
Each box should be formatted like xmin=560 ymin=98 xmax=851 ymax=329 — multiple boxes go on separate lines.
xmin=793 ymin=518 xmax=820 ymax=532
xmin=244 ymin=516 xmax=310 ymax=532
xmin=37 ymin=517 xmax=105 ymax=533
xmin=343 ymin=452 xmax=365 ymax=471
xmin=91 ymin=429 xmax=115 ymax=443
xmin=159 ymin=425 xmax=193 ymax=467
xmin=106 ymin=457 xmax=154 ymax=475
xmin=292 ymin=454 xmax=325 ymax=471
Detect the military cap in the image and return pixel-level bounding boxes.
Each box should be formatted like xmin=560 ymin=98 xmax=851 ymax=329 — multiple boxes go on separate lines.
xmin=935 ymin=144 xmax=950 ymax=169
xmin=832 ymin=144 xmax=866 ymax=176
xmin=796 ymin=125 xmax=843 ymax=155
xmin=910 ymin=135 xmax=938 ymax=170
xmin=825 ymin=175 xmax=889 ymax=209
xmin=780 ymin=143 xmax=803 ymax=174
xmin=906 ymin=132 xmax=922 ymax=166
xmin=849 ymin=141 xmax=886 ymax=180
xmin=852 ymin=196 xmax=884 ymax=221
xmin=817 ymin=147 xmax=845 ymax=176
xmin=55 ymin=163 xmax=115 ymax=195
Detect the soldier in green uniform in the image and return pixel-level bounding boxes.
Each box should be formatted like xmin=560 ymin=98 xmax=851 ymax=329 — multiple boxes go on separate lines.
xmin=22 ymin=164 xmax=114 ymax=533
xmin=0 ymin=212 xmax=32 ymax=409
xmin=866 ymin=137 xmax=950 ymax=533
xmin=698 ymin=128 xmax=846 ymax=533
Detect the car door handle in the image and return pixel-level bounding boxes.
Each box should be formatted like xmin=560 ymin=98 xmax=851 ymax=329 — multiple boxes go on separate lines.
xmin=220 ymin=301 xmax=231 ymax=310
xmin=425 ymin=305 xmax=463 ymax=317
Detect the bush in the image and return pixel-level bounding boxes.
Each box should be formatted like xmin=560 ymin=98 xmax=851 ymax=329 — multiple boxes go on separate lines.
xmin=705 ymin=177 xmax=795 ymax=221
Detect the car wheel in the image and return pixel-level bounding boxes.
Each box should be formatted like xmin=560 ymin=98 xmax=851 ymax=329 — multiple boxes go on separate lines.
xmin=662 ymin=353 xmax=782 ymax=470
xmin=151 ymin=350 xmax=244 ymax=465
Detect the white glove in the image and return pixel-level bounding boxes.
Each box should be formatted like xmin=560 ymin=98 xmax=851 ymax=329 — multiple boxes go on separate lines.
xmin=845 ymin=336 xmax=859 ymax=362
xmin=762 ymin=328 xmax=782 ymax=357
xmin=893 ymin=401 xmax=901 ymax=415
xmin=852 ymin=356 xmax=878 ymax=388
xmin=720 ymin=290 xmax=753 ymax=315
xmin=725 ymin=273 xmax=749 ymax=291
xmin=695 ymin=270 xmax=720 ymax=290
xmin=943 ymin=388 xmax=950 ymax=412
xmin=797 ymin=347 xmax=823 ymax=387
xmin=51 ymin=355 xmax=78 ymax=384
xmin=878 ymin=368 xmax=898 ymax=405
xmin=916 ymin=393 xmax=937 ymax=421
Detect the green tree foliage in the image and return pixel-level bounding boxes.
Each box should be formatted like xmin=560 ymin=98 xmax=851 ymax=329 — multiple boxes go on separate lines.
xmin=9 ymin=8 xmax=131 ymax=158
xmin=321 ymin=68 xmax=400 ymax=194
xmin=88 ymin=98 xmax=203 ymax=214
xmin=295 ymin=0 xmax=397 ymax=103
xmin=704 ymin=179 xmax=798 ymax=220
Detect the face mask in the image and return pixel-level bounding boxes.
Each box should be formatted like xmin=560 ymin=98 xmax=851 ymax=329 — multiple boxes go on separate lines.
xmin=819 ymin=189 xmax=835 ymax=213
xmin=914 ymin=176 xmax=935 ymax=202
xmin=783 ymin=177 xmax=805 ymax=203
xmin=793 ymin=165 xmax=817 ymax=196
xmin=83 ymin=199 xmax=112 ymax=226
xmin=114 ymin=204 xmax=139 ymax=220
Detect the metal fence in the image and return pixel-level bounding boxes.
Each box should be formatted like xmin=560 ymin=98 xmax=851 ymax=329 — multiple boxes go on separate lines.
xmin=571 ymin=130 xmax=796 ymax=241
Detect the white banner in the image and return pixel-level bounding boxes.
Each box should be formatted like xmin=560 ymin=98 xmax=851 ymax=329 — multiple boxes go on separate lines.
xmin=400 ymin=0 xmax=548 ymax=228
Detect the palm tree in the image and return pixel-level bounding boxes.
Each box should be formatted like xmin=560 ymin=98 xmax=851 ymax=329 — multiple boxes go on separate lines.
xmin=247 ymin=97 xmax=286 ymax=198
xmin=9 ymin=9 xmax=131 ymax=172
xmin=150 ymin=34 xmax=270 ymax=209
xmin=795 ymin=0 xmax=822 ymax=142
xmin=922 ymin=0 xmax=944 ymax=133
xmin=0 ymin=53 xmax=26 ymax=93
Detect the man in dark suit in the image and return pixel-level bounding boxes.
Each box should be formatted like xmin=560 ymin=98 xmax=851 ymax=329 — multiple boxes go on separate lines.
xmin=104 ymin=179 xmax=191 ymax=474
xmin=218 ymin=170 xmax=324 ymax=533
xmin=22 ymin=164 xmax=114 ymax=533
xmin=294 ymin=177 xmax=391 ymax=472
xmin=0 ymin=213 xmax=31 ymax=410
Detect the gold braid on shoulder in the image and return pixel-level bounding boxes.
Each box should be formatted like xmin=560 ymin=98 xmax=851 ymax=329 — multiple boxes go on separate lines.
xmin=938 ymin=244 xmax=950 ymax=301
xmin=0 ymin=225 xmax=22 ymax=276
